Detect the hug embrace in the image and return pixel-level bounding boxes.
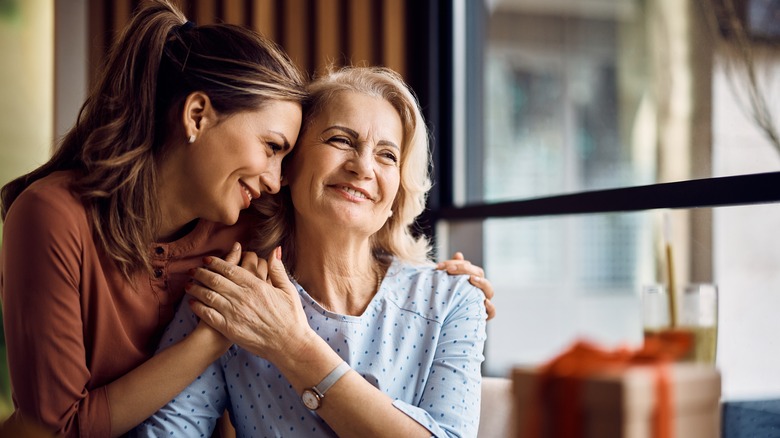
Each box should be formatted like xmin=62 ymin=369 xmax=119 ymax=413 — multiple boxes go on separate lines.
xmin=0 ymin=1 xmax=494 ymax=437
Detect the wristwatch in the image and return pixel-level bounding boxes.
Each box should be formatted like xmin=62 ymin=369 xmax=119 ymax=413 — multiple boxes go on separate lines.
xmin=301 ymin=361 xmax=350 ymax=410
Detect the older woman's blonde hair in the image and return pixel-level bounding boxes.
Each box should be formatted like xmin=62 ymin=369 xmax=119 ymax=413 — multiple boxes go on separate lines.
xmin=251 ymin=66 xmax=433 ymax=267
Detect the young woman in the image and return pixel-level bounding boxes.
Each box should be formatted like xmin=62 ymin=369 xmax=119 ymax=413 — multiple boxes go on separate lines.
xmin=0 ymin=1 xmax=305 ymax=435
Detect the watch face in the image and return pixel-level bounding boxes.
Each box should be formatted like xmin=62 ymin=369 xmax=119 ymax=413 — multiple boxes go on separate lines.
xmin=302 ymin=389 xmax=321 ymax=410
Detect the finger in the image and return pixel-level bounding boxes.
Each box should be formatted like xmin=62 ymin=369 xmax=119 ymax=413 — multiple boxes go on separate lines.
xmin=440 ymin=260 xmax=486 ymax=278
xmin=189 ymin=298 xmax=228 ymax=334
xmin=484 ymin=299 xmax=497 ymax=320
xmin=224 ymin=242 xmax=242 ymax=265
xmin=256 ymin=258 xmax=269 ymax=282
xmin=190 ymin=265 xmax=236 ymax=299
xmin=469 ymin=275 xmax=494 ymax=299
xmin=200 ymin=255 xmax=248 ymax=285
xmin=436 ymin=252 xmax=465 ymax=269
xmin=186 ymin=281 xmax=229 ymax=312
xmin=239 ymin=251 xmax=259 ymax=272
xmin=266 ymin=247 xmax=294 ymax=292
xmin=240 ymin=251 xmax=268 ymax=281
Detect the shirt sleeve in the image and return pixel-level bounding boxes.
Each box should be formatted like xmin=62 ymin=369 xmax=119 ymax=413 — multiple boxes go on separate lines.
xmin=1 ymin=188 xmax=111 ymax=437
xmin=394 ymin=276 xmax=488 ymax=438
xmin=130 ymin=298 xmax=227 ymax=438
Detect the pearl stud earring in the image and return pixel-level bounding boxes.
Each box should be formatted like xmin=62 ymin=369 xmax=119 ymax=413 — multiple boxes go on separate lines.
xmin=188 ymin=134 xmax=196 ymax=144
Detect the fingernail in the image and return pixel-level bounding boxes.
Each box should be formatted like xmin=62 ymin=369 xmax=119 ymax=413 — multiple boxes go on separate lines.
xmin=275 ymin=246 xmax=282 ymax=260
xmin=188 ymin=268 xmax=196 ymax=276
xmin=436 ymin=263 xmax=443 ymax=269
xmin=203 ymin=256 xmax=213 ymax=265
xmin=184 ymin=281 xmax=192 ymax=291
xmin=232 ymin=242 xmax=241 ymax=251
xmin=471 ymin=275 xmax=482 ymax=283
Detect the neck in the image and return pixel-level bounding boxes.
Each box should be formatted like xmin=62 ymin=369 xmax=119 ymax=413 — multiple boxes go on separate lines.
xmin=292 ymin=227 xmax=386 ymax=316
xmin=155 ymin=149 xmax=198 ymax=242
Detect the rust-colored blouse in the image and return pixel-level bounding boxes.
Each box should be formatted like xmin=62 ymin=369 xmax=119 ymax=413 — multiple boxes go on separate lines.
xmin=0 ymin=171 xmax=251 ymax=437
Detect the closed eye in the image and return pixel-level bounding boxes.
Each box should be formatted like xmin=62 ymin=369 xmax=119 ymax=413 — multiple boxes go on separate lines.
xmin=327 ymin=135 xmax=353 ymax=148
xmin=379 ymin=151 xmax=398 ymax=164
xmin=268 ymin=142 xmax=283 ymax=155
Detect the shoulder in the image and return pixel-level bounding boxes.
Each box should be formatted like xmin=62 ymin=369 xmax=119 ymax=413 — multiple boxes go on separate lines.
xmin=4 ymin=171 xmax=88 ymax=234
xmin=383 ymin=258 xmax=484 ymax=321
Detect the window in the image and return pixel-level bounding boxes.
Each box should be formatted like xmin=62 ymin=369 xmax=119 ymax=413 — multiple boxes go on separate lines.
xmin=407 ymin=0 xmax=780 ymax=401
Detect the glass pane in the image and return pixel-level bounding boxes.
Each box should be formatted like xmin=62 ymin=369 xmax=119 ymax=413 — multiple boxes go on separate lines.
xmin=482 ymin=204 xmax=780 ymax=401
xmin=483 ymin=211 xmax=654 ymax=372
xmin=482 ymin=1 xmax=652 ymax=202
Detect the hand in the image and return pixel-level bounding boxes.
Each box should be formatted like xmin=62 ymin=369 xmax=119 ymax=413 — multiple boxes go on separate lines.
xmin=437 ymin=252 xmax=496 ymax=320
xmin=190 ymin=242 xmax=244 ymax=352
xmin=186 ymin=246 xmax=316 ymax=362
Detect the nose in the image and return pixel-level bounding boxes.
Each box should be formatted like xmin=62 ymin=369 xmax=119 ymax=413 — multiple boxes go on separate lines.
xmin=259 ymin=160 xmax=282 ymax=194
xmin=345 ymin=148 xmax=375 ymax=179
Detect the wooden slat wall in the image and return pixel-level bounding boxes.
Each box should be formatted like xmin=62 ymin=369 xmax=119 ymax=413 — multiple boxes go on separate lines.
xmin=88 ymin=0 xmax=408 ymax=84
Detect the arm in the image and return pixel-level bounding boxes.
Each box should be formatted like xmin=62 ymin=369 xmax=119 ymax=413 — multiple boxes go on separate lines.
xmin=1 ymin=190 xmax=233 ymax=437
xmin=129 ymin=300 xmax=229 ymax=438
xmin=105 ymin=323 xmax=229 ymax=435
xmin=393 ymin=277 xmax=488 ymax=436
xmin=106 ymin=245 xmax=243 ymax=436
xmin=187 ymin=250 xmax=486 ymax=437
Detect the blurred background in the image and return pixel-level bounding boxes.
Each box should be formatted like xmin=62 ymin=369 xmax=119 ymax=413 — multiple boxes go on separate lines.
xmin=2 ymin=0 xmax=780 ymax=420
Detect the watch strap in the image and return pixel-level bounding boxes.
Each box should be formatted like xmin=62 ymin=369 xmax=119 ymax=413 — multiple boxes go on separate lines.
xmin=314 ymin=361 xmax=350 ymax=396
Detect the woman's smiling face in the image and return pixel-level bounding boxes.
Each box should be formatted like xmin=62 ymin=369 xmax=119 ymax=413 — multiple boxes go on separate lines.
xmin=182 ymin=100 xmax=302 ymax=227
xmin=287 ymin=91 xmax=403 ymax=236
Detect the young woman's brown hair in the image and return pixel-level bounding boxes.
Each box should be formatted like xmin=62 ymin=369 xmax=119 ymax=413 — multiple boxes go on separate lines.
xmin=1 ymin=0 xmax=306 ymax=280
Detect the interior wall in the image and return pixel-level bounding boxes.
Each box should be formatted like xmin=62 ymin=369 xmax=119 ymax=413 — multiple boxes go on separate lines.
xmin=0 ymin=0 xmax=54 ymax=195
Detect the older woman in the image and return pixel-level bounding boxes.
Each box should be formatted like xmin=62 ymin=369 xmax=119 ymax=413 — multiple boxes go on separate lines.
xmin=133 ymin=66 xmax=487 ymax=437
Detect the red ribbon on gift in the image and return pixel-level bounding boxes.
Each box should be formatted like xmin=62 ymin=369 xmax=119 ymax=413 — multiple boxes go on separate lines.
xmin=527 ymin=330 xmax=692 ymax=438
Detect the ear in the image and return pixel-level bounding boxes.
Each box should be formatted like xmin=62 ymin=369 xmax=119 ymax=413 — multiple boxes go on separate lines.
xmin=182 ymin=91 xmax=216 ymax=141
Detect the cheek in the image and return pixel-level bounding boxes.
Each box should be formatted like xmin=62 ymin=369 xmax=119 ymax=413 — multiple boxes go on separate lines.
xmin=384 ymin=173 xmax=401 ymax=206
xmin=242 ymin=150 xmax=270 ymax=172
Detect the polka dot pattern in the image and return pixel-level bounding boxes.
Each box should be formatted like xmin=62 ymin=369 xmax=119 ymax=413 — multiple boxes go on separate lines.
xmin=131 ymin=258 xmax=487 ymax=438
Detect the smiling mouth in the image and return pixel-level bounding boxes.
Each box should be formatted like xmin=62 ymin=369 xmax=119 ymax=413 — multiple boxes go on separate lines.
xmin=240 ymin=182 xmax=256 ymax=202
xmin=336 ymin=185 xmax=371 ymax=200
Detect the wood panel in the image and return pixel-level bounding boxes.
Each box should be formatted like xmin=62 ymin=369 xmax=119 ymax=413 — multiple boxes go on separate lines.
xmin=347 ymin=0 xmax=374 ymax=66
xmin=314 ymin=0 xmax=341 ymax=75
xmin=88 ymin=0 xmax=410 ymax=85
xmin=251 ymin=0 xmax=278 ymax=41
xmin=222 ymin=0 xmax=244 ymax=25
xmin=282 ymin=0 xmax=310 ymax=73
xmin=382 ymin=0 xmax=406 ymax=76
xmin=193 ymin=0 xmax=217 ymax=25
xmin=112 ymin=1 xmax=132 ymax=35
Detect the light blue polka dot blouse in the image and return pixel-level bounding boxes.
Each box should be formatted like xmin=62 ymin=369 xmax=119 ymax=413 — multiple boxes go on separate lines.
xmin=131 ymin=257 xmax=487 ymax=438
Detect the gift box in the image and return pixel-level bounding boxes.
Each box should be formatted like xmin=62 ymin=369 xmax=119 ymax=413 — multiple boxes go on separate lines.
xmin=511 ymin=341 xmax=721 ymax=438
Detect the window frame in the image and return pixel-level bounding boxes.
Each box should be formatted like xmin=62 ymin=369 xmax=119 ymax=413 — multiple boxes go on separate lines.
xmin=406 ymin=0 xmax=780 ymax=234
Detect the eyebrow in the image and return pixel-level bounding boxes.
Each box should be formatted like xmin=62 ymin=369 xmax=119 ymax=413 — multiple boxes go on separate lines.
xmin=326 ymin=125 xmax=401 ymax=151
xmin=269 ymin=131 xmax=292 ymax=151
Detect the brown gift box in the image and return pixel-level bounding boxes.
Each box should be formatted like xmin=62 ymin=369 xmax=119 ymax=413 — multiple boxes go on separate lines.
xmin=512 ymin=362 xmax=721 ymax=438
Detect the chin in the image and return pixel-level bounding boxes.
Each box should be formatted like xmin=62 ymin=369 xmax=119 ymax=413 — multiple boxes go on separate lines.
xmin=213 ymin=209 xmax=241 ymax=226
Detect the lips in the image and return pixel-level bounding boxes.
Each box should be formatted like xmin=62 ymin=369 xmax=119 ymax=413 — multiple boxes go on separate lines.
xmin=333 ymin=184 xmax=372 ymax=201
xmin=239 ymin=181 xmax=259 ymax=207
